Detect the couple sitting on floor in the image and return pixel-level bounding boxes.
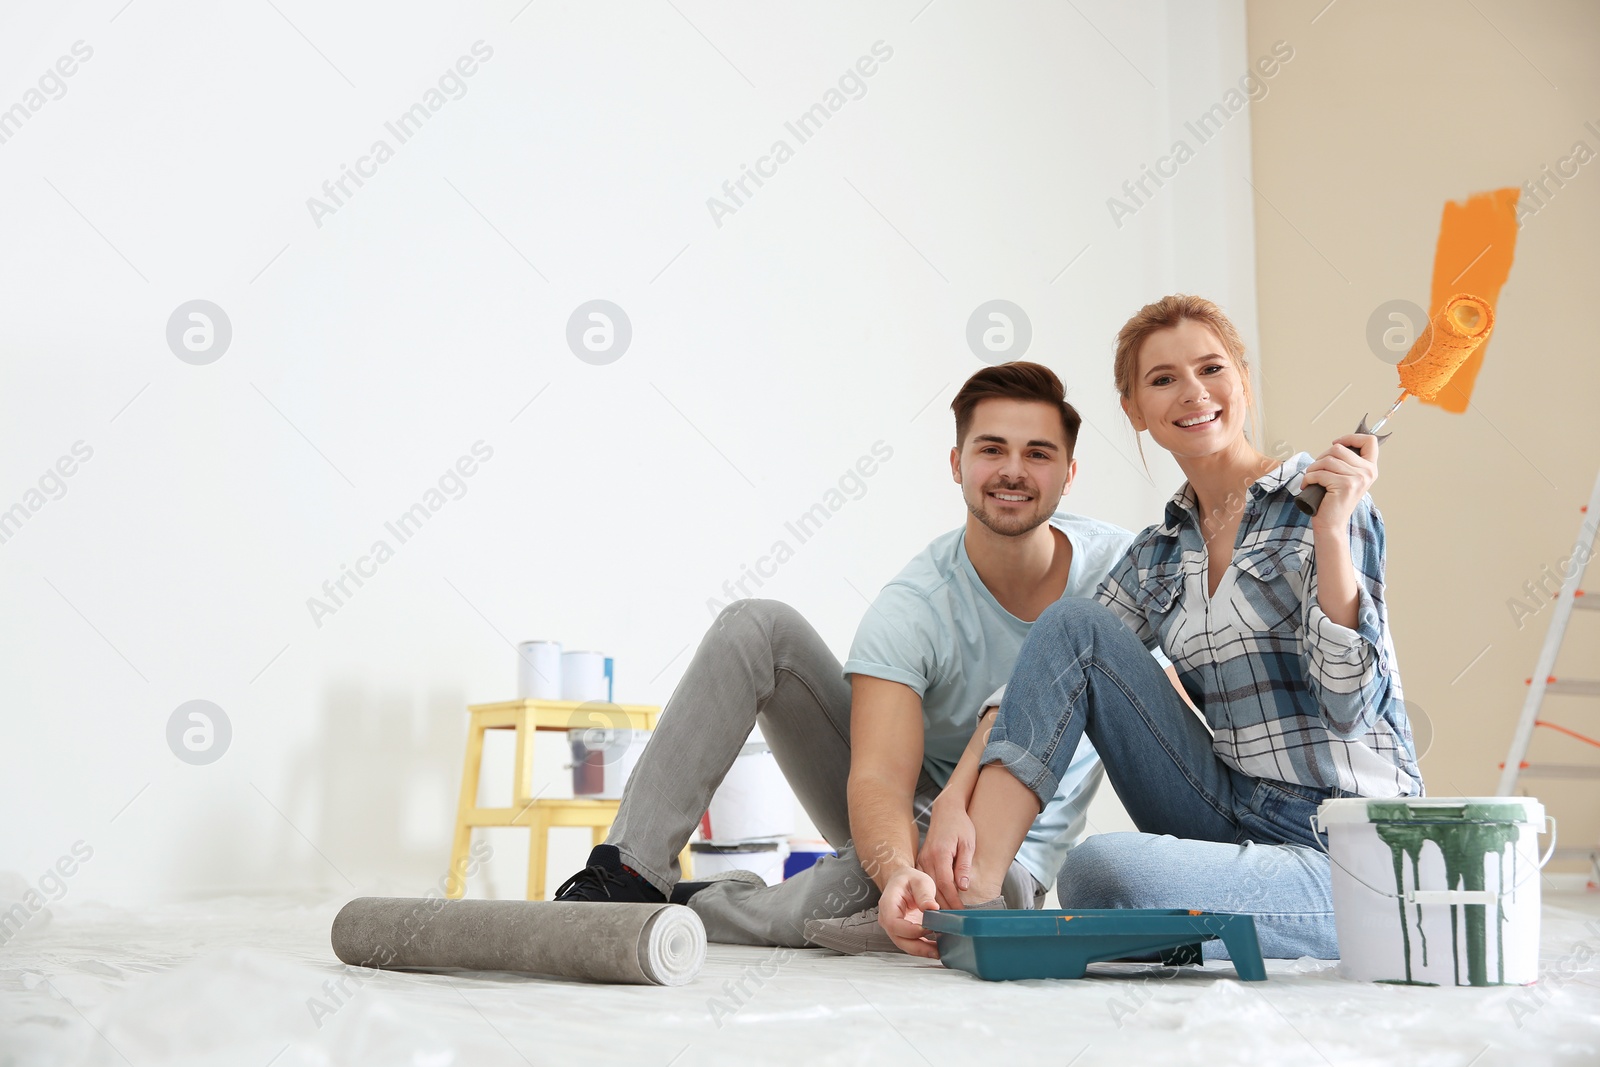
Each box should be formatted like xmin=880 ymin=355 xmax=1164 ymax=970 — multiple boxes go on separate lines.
xmin=552 ymin=293 xmax=1422 ymax=962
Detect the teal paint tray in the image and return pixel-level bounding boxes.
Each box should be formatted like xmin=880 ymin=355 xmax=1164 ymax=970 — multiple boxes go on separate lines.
xmin=920 ymin=908 xmax=1267 ymax=982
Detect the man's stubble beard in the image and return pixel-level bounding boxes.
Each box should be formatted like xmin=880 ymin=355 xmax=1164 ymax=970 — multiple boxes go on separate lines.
xmin=965 ymin=492 xmax=1054 ymax=538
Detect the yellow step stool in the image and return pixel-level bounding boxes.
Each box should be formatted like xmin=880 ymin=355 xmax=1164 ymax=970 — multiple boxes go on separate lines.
xmin=446 ymin=699 xmax=691 ymax=899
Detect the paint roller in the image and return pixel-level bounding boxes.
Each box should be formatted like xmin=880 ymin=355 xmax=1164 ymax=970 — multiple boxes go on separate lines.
xmin=1295 ymin=293 xmax=1494 ymax=517
xmin=330 ymin=897 xmax=707 ymax=986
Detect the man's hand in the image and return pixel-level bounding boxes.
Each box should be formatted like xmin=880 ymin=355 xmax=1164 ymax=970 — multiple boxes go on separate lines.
xmin=878 ymin=866 xmax=941 ymax=958
xmin=917 ymin=796 xmax=976 ymax=910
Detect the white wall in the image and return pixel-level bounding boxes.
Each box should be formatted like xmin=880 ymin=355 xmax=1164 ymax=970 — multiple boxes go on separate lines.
xmin=0 ymin=0 xmax=1259 ymax=901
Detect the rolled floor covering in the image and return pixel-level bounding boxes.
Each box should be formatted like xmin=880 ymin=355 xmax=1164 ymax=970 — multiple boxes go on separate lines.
xmin=330 ymin=897 xmax=706 ymax=986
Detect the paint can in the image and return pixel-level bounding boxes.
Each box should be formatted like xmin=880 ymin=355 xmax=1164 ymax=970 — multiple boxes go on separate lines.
xmin=1315 ymin=797 xmax=1554 ymax=986
xmin=700 ymin=740 xmax=794 ymax=844
xmin=783 ymin=837 xmax=835 ymax=880
xmin=567 ymin=728 xmax=649 ymax=799
xmin=690 ymin=840 xmax=789 ymax=887
xmin=516 ymin=640 xmax=563 ymax=700
xmin=561 ymin=651 xmax=613 ymax=703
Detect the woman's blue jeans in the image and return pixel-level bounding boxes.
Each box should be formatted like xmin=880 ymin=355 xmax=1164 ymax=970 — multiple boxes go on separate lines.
xmin=982 ymin=597 xmax=1339 ymax=960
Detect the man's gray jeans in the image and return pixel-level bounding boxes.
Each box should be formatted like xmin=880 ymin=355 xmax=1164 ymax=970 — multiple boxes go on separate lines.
xmin=606 ymin=598 xmax=1041 ymax=947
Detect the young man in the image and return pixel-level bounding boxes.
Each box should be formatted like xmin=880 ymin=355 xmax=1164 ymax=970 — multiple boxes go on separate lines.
xmin=877 ymin=298 xmax=1359 ymax=961
xmin=552 ymin=362 xmax=1163 ymax=949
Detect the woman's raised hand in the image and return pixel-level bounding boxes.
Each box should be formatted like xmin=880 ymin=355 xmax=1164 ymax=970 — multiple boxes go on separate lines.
xmin=1301 ymin=433 xmax=1379 ymax=530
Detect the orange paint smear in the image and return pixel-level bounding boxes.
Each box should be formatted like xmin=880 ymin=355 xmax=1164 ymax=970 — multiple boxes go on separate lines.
xmin=1422 ymin=188 xmax=1519 ymax=413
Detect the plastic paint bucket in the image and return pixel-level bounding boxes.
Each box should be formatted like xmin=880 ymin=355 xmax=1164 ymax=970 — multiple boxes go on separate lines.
xmin=691 ymin=841 xmax=789 ymax=887
xmin=1315 ymin=797 xmax=1554 ymax=986
xmin=516 ymin=640 xmax=562 ymax=700
xmin=784 ymin=837 xmax=835 ymax=879
xmin=561 ymin=651 xmax=613 ymax=703
xmin=567 ymin=728 xmax=649 ymax=799
xmin=701 ymin=741 xmax=794 ymax=844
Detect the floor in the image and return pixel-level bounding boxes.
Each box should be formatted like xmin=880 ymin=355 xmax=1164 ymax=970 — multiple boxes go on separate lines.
xmin=3 ymin=891 xmax=1598 ymax=1067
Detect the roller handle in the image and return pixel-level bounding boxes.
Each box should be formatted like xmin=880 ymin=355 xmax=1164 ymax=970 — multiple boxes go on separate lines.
xmin=1293 ymin=483 xmax=1327 ymax=517
xmin=1291 ymin=412 xmax=1395 ymax=518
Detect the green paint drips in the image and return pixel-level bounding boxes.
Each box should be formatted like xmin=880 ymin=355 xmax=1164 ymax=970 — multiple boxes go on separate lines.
xmin=1450 ymin=893 xmax=1460 ymax=987
xmin=1367 ymin=802 xmax=1525 ymax=988
xmin=1374 ymin=823 xmax=1428 ymax=981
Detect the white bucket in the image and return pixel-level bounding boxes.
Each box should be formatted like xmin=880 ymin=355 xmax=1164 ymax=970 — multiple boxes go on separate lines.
xmin=561 ymin=651 xmax=613 ymax=703
xmin=516 ymin=640 xmax=562 ymax=700
xmin=701 ymin=741 xmax=794 ymax=844
xmin=1315 ymin=797 xmax=1555 ymax=986
xmin=567 ymin=728 xmax=649 ymax=799
xmin=690 ymin=841 xmax=789 ymax=887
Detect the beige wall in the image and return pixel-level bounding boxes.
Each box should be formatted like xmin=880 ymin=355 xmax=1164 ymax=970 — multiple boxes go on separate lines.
xmin=1247 ymin=0 xmax=1600 ymax=871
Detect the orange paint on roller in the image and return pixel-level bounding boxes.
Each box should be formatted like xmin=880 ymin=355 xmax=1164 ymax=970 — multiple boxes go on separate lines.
xmin=1400 ymin=294 xmax=1495 ymax=400
xmin=1294 ymin=293 xmax=1490 ymax=517
xmin=1423 ymin=188 xmax=1519 ymax=412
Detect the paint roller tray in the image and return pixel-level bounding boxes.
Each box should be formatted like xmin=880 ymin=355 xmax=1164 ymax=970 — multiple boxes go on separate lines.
xmin=920 ymin=908 xmax=1267 ymax=982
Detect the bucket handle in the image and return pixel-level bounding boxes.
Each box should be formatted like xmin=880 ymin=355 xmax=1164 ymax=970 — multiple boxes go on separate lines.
xmin=1307 ymin=814 xmax=1557 ymax=902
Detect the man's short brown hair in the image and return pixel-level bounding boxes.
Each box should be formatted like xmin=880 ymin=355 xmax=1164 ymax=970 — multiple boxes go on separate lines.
xmin=950 ymin=362 xmax=1081 ymax=453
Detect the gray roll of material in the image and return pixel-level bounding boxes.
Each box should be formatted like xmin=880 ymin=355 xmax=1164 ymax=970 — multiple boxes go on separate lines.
xmin=330 ymin=897 xmax=706 ymax=986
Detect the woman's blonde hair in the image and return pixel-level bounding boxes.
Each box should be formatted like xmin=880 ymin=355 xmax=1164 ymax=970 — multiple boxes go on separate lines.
xmin=1112 ymin=294 xmax=1260 ymax=463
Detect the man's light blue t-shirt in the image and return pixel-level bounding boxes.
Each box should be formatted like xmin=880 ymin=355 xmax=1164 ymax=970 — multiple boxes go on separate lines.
xmin=843 ymin=511 xmax=1157 ymax=887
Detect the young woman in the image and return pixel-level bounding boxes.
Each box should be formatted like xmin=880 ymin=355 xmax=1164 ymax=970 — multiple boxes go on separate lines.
xmin=880 ymin=294 xmax=1422 ymax=960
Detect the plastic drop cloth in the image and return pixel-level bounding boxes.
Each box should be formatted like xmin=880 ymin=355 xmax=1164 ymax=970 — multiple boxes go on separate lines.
xmin=2 ymin=889 xmax=1597 ymax=1066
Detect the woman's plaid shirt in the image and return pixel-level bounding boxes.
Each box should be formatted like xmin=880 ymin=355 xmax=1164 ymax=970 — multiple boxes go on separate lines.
xmin=1095 ymin=453 xmax=1422 ymax=798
